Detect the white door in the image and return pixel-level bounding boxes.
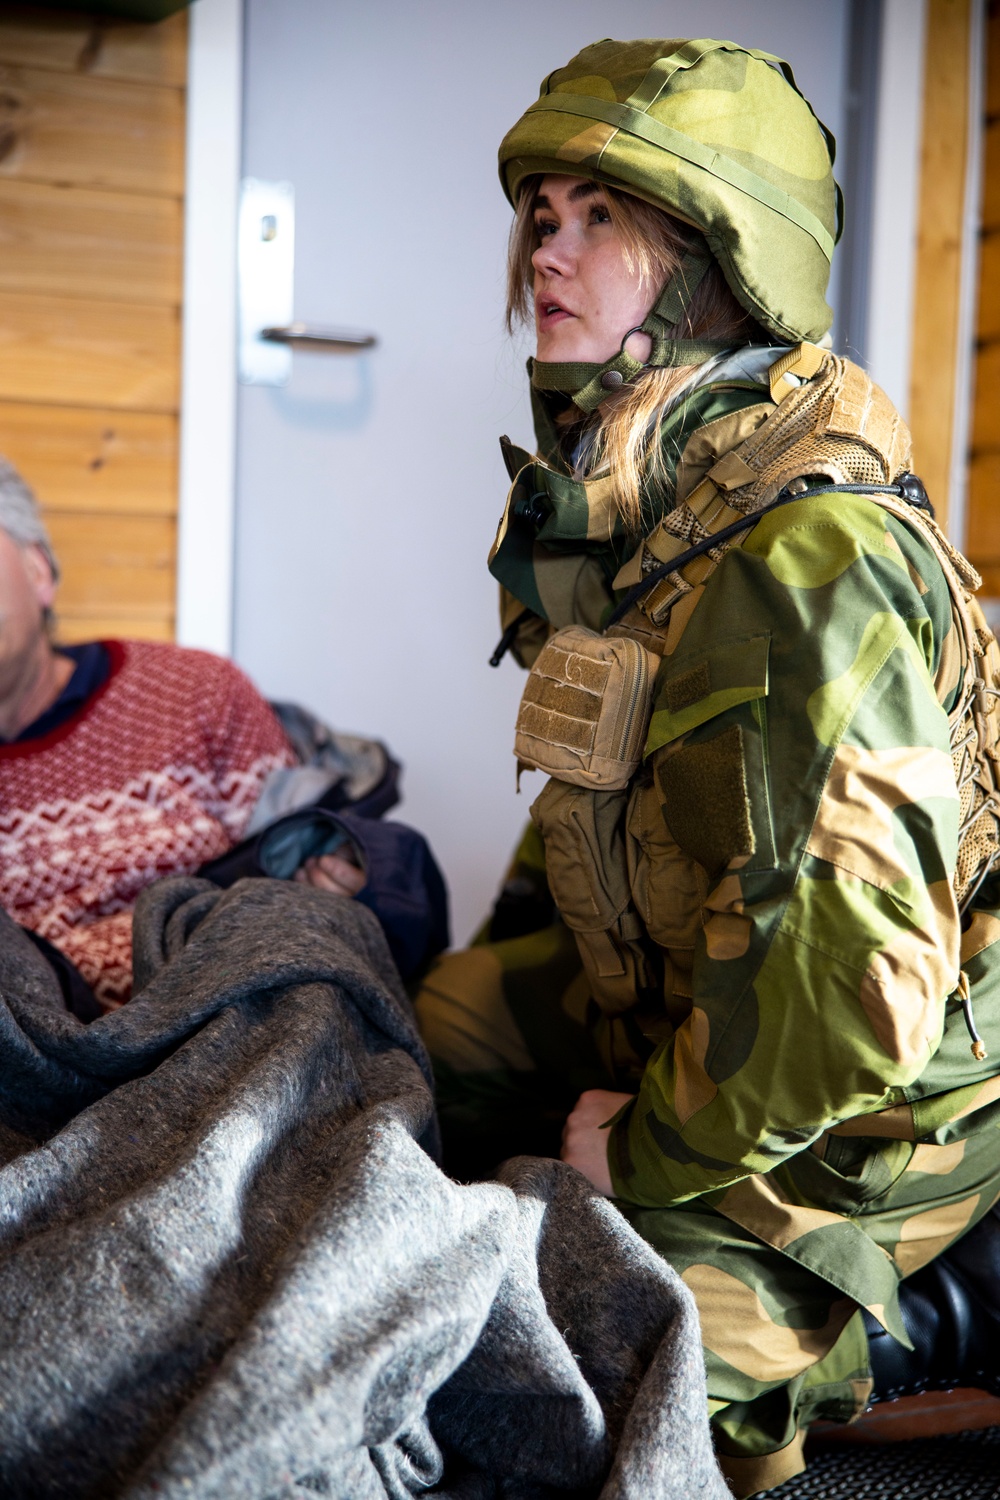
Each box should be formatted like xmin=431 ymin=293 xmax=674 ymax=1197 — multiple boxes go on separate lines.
xmin=234 ymin=0 xmax=850 ymax=942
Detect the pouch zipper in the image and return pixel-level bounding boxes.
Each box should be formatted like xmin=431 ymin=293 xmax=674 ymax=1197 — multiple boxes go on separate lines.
xmin=612 ymin=642 xmax=651 ymax=761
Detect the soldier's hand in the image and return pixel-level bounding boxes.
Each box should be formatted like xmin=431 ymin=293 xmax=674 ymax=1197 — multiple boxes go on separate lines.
xmin=294 ymin=852 xmax=366 ymax=899
xmin=561 ymin=1089 xmax=632 ymax=1195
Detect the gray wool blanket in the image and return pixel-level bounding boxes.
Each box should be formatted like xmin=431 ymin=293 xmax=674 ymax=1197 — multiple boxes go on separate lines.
xmin=0 ymin=877 xmax=728 ymax=1500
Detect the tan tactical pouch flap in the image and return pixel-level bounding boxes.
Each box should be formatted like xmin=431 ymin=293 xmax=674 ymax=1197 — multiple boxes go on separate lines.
xmin=514 ymin=625 xmax=660 ymax=790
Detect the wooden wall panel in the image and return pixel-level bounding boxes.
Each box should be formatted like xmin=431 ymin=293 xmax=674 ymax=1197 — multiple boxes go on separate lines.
xmin=0 ymin=7 xmax=186 ymax=84
xmin=984 ymin=118 xmax=1000 ymax=230
xmin=0 ymin=64 xmax=184 ymax=194
xmin=0 ymin=5 xmax=186 ymax=644
xmin=969 ymin=452 xmax=1000 ymax=549
xmin=46 ymin=511 xmax=176 ymax=609
xmin=909 ymin=0 xmax=973 ymax=535
xmin=979 ymin=229 xmax=1000 ymax=342
xmin=0 ymin=180 xmax=181 ymax=303
xmin=972 ymin=338 xmax=1000 ymax=444
xmin=0 ymin=402 xmax=176 ymax=514
xmin=56 ymin=610 xmax=174 ymax=641
xmin=49 ymin=510 xmax=177 ymax=643
xmin=0 ymin=291 xmax=178 ymax=410
xmin=970 ymin=561 xmax=1000 ymax=595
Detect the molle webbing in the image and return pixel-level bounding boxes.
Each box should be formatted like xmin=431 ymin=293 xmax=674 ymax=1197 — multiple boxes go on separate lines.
xmin=610 ymin=349 xmax=911 ymax=627
xmin=872 ymin=493 xmax=1000 ymax=914
xmin=514 ymin=627 xmax=659 ymax=790
xmin=607 ymin=348 xmax=1000 ymax=913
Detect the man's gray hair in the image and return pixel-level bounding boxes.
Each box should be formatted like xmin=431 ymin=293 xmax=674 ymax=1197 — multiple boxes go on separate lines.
xmin=0 ymin=456 xmax=59 ymax=581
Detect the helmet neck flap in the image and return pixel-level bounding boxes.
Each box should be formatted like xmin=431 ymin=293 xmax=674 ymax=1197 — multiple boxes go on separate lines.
xmin=529 ymin=244 xmax=734 ymax=414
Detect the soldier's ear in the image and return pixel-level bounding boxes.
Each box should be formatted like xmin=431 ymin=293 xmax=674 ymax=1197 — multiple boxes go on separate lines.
xmin=22 ymin=544 xmax=57 ymax=611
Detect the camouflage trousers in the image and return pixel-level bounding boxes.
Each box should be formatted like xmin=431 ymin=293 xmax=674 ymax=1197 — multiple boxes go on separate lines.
xmin=414 ymin=840 xmax=1000 ymax=1496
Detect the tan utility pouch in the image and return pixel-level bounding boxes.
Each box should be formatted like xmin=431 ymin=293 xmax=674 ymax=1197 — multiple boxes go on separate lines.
xmin=514 ymin=625 xmax=660 ymax=790
xmin=529 ymin=778 xmax=653 ymax=1016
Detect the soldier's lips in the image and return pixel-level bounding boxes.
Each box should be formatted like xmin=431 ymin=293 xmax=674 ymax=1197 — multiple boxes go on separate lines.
xmin=536 ymin=299 xmax=575 ymax=329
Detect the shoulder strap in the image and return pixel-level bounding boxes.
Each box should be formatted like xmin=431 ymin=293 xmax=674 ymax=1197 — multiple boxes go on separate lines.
xmin=608 ymin=349 xmax=914 ymax=638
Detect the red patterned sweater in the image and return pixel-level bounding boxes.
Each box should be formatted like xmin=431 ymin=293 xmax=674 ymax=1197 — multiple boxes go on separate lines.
xmin=0 ymin=640 xmax=295 ymax=1008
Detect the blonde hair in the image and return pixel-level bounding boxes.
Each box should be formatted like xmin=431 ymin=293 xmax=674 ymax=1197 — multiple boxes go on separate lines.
xmin=506 ymin=177 xmax=765 ymax=530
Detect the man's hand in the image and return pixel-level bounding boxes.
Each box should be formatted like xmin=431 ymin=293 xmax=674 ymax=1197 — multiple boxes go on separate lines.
xmin=293 ymin=852 xmax=366 ymax=899
xmin=560 ymin=1089 xmax=633 ymax=1196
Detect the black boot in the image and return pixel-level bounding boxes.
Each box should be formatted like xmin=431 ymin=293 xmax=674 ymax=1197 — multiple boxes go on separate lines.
xmin=864 ymin=1204 xmax=1000 ymax=1402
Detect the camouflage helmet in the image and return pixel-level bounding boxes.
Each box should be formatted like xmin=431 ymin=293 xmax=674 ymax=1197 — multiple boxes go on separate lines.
xmin=498 ymin=37 xmax=842 ymax=345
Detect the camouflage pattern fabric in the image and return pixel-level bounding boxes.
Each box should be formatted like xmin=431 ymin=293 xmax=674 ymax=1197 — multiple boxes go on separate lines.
xmin=606 ymin=481 xmax=1000 ymax=1492
xmin=489 ymin=378 xmax=769 ymax=663
xmin=498 ymin=38 xmax=842 ymax=344
xmin=416 ymin=365 xmax=1000 ymax=1497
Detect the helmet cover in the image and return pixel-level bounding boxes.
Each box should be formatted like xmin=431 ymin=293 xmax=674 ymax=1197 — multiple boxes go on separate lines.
xmin=498 ymin=37 xmax=842 ymax=344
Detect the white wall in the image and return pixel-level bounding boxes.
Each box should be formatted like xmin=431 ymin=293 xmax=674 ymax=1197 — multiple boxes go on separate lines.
xmin=865 ymin=0 xmax=927 ymax=424
xmin=231 ymin=1 xmax=853 ymax=943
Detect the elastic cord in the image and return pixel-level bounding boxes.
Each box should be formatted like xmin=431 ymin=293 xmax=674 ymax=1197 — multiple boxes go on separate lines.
xmin=605 ymin=478 xmax=932 ymax=627
xmin=491 ymin=475 xmax=933 ymax=675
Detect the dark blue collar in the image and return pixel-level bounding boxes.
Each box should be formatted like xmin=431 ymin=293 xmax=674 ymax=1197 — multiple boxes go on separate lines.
xmin=14 ymin=642 xmax=111 ymax=744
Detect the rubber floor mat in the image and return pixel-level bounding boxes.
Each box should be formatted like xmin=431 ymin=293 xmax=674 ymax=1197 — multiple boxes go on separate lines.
xmin=767 ymin=1426 xmax=1000 ymax=1498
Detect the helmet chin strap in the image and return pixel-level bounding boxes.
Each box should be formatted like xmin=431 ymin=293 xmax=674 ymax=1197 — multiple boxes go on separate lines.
xmin=530 ymin=247 xmax=734 ymax=414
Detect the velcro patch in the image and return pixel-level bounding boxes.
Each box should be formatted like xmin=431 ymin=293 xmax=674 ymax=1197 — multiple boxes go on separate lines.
xmin=657 ymin=725 xmax=755 ymax=877
xmin=542 ymin=649 xmax=610 ymax=697
xmin=518 ymin=702 xmax=596 ymax=754
xmin=663 ymin=662 xmax=711 ymax=714
xmin=522 ymin=673 xmax=603 ymax=723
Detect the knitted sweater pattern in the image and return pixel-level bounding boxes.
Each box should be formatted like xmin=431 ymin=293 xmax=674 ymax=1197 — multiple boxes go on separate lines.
xmin=0 ymin=641 xmax=294 ymax=1007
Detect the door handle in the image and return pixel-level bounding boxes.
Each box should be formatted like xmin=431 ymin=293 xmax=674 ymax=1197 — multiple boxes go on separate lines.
xmin=238 ymin=179 xmax=379 ymax=385
xmin=261 ymin=323 xmax=377 ymax=352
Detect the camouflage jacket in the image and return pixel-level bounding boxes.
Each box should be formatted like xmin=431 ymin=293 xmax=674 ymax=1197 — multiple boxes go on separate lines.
xmin=497 ymin=352 xmax=1000 ymax=1330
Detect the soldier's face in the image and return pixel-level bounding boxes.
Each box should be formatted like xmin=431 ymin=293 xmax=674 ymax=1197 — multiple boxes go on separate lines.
xmin=531 ymin=175 xmax=654 ymax=368
xmin=0 ymin=531 xmax=55 ymax=696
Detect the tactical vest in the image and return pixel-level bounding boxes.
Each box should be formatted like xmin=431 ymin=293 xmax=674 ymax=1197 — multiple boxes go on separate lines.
xmin=511 ymin=349 xmax=1000 ymax=1075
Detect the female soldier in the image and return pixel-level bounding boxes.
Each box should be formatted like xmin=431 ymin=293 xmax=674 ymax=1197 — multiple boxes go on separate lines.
xmin=416 ymin=38 xmax=1000 ymax=1496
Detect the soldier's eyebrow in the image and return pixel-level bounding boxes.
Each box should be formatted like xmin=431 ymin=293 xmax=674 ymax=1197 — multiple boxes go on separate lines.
xmin=534 ymin=182 xmax=604 ymax=213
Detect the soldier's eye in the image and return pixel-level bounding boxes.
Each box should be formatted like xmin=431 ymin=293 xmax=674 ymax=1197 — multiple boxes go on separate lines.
xmin=590 ymin=204 xmax=611 ymax=225
xmin=535 ymin=218 xmax=558 ymax=238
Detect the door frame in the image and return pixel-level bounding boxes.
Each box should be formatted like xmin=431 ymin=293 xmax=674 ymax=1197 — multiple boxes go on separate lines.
xmin=176 ymin=0 xmax=242 ymax=654
xmin=175 ymin=1 xmax=975 ymax=653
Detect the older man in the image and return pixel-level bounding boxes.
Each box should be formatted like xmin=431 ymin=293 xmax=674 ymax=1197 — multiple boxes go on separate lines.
xmin=0 ymin=459 xmax=368 ymax=1009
